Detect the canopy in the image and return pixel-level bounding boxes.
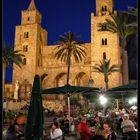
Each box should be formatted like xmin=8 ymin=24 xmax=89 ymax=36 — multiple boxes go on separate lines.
xmin=42 ymin=84 xmax=99 ymax=132
xmin=25 ymin=75 xmax=44 ymax=140
xmin=108 ymin=82 xmax=137 ymax=91
xmin=42 ymin=84 xmax=99 ymax=94
xmin=105 ymin=82 xmax=138 ymax=99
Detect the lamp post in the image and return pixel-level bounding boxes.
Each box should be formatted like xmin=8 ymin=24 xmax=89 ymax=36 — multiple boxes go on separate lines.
xmin=67 ymin=93 xmax=71 ymax=132
xmin=129 ymin=97 xmax=137 ymax=113
xmin=129 ymin=97 xmax=137 ymax=106
xmin=88 ymin=77 xmax=94 ymax=87
xmin=115 ymin=99 xmax=119 ymax=111
xmin=99 ymin=94 xmax=107 ymax=116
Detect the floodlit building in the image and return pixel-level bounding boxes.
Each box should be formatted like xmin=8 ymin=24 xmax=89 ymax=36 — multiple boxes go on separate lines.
xmin=5 ymin=0 xmax=129 ymax=112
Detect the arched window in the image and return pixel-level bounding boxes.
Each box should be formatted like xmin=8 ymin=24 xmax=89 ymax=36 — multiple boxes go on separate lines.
xmin=23 ymin=45 xmax=28 ymax=52
xmin=103 ymin=52 xmax=106 ymax=60
xmin=23 ymin=58 xmax=26 ymax=65
xmin=102 ymin=6 xmax=104 ymax=11
xmin=104 ymin=6 xmax=107 ymax=11
xmin=27 ymin=17 xmax=30 ymax=21
xmin=105 ymin=38 xmax=107 ymax=45
xmin=102 ymin=38 xmax=104 ymax=45
xmin=24 ymin=32 xmax=29 ymax=38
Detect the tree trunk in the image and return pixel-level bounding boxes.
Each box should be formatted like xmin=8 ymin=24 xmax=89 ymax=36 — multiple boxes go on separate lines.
xmin=66 ymin=54 xmax=71 ymax=85
xmin=104 ymin=75 xmax=109 ymax=89
xmin=3 ymin=63 xmax=6 ymax=96
xmin=3 ymin=63 xmax=6 ymax=125
xmin=122 ymin=50 xmax=129 ymax=85
xmin=121 ymin=39 xmax=129 ymax=85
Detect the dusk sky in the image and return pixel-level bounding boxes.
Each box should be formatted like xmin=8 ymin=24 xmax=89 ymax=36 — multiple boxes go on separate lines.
xmin=3 ymin=0 xmax=137 ymax=82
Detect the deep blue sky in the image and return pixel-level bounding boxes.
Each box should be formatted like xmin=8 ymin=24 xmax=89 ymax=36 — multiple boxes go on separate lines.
xmin=3 ymin=0 xmax=137 ymax=82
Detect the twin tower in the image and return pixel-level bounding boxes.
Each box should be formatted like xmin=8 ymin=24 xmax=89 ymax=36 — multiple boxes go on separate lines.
xmin=13 ymin=0 xmax=128 ymax=91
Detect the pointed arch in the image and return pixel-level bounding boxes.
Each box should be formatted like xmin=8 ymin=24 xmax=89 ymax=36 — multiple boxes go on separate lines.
xmin=75 ymin=72 xmax=89 ymax=86
xmin=54 ymin=73 xmax=67 ymax=87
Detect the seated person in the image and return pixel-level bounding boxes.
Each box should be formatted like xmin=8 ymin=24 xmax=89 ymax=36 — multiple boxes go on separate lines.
xmin=50 ymin=122 xmax=63 ymax=140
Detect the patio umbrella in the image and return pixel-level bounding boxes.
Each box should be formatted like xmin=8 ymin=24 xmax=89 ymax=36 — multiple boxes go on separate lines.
xmin=42 ymin=84 xmax=99 ymax=131
xmin=108 ymin=82 xmax=137 ymax=92
xmin=42 ymin=84 xmax=99 ymax=94
xmin=25 ymin=75 xmax=44 ymax=140
xmin=107 ymin=82 xmax=137 ymax=110
xmin=106 ymin=82 xmax=137 ymax=99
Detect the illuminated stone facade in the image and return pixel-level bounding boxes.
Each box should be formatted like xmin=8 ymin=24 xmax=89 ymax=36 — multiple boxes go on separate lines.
xmin=4 ymin=0 xmax=130 ymax=112
xmin=8 ymin=0 xmax=129 ymax=103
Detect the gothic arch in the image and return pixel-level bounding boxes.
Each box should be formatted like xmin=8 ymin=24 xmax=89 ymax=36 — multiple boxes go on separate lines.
xmin=42 ymin=74 xmax=49 ymax=88
xmin=54 ymin=73 xmax=67 ymax=87
xmin=75 ymin=72 xmax=89 ymax=86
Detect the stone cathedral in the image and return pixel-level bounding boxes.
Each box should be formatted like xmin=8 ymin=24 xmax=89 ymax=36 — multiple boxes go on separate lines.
xmin=5 ymin=0 xmax=129 ymax=111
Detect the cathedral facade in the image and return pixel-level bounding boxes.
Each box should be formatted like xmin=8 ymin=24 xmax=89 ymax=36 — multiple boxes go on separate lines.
xmin=11 ymin=0 xmax=128 ymax=99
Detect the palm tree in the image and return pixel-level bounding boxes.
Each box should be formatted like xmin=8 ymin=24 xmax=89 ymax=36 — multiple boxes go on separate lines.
xmin=92 ymin=59 xmax=120 ymax=89
xmin=98 ymin=12 xmax=137 ymax=84
xmin=124 ymin=7 xmax=137 ymax=17
xmin=54 ymin=32 xmax=86 ymax=85
xmin=2 ymin=43 xmax=25 ymax=94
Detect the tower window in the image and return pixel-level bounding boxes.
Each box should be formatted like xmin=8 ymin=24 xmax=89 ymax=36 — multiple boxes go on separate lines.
xmin=24 ymin=32 xmax=29 ymax=38
xmin=23 ymin=45 xmax=28 ymax=52
xmin=102 ymin=39 xmax=104 ymax=45
xmin=23 ymin=58 xmax=26 ymax=65
xmin=104 ymin=6 xmax=107 ymax=11
xmin=103 ymin=52 xmax=106 ymax=60
xmin=105 ymin=38 xmax=107 ymax=45
xmin=27 ymin=17 xmax=30 ymax=21
xmin=102 ymin=38 xmax=107 ymax=45
xmin=102 ymin=6 xmax=104 ymax=12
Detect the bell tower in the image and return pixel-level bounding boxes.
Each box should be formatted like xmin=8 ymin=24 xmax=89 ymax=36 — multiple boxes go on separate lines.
xmin=96 ymin=0 xmax=114 ymax=15
xmin=91 ymin=0 xmax=122 ymax=88
xmin=13 ymin=0 xmax=47 ymax=85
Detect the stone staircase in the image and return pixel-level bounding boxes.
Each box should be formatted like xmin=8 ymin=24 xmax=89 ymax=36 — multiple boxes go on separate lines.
xmin=43 ymin=115 xmax=60 ymax=136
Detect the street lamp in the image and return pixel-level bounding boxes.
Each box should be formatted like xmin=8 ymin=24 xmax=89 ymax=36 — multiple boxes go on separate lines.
xmin=99 ymin=95 xmax=107 ymax=116
xmin=99 ymin=95 xmax=107 ymax=105
xmin=132 ymin=97 xmax=137 ymax=105
xmin=128 ymin=97 xmax=137 ymax=105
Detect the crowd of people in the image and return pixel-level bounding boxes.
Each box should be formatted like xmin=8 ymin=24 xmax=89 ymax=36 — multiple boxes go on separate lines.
xmin=3 ymin=108 xmax=137 ymax=140
xmin=46 ymin=109 xmax=137 ymax=140
xmin=3 ymin=122 xmax=25 ymax=140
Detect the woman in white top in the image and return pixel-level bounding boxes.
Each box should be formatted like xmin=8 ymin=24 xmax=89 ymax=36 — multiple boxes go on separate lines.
xmin=50 ymin=122 xmax=63 ymax=140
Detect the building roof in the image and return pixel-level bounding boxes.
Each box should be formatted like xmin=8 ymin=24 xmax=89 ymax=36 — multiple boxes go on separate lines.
xmin=28 ymin=0 xmax=36 ymax=10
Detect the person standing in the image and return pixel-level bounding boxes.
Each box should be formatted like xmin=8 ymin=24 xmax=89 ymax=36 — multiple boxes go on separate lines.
xmin=93 ymin=116 xmax=103 ymax=133
xmin=77 ymin=115 xmax=93 ymax=140
xmin=121 ymin=114 xmax=136 ymax=140
xmin=116 ymin=113 xmax=124 ymax=134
